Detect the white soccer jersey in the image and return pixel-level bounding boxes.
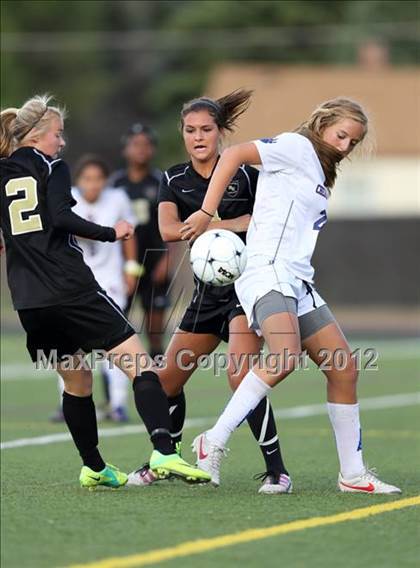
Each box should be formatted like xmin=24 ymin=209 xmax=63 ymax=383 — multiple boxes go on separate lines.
xmin=235 ymin=132 xmax=329 ymax=328
xmin=247 ymin=132 xmax=328 ymax=281
xmin=72 ymin=187 xmax=136 ymax=309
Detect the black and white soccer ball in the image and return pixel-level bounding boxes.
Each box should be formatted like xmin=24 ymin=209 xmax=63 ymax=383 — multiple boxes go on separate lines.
xmin=190 ymin=229 xmax=247 ymax=287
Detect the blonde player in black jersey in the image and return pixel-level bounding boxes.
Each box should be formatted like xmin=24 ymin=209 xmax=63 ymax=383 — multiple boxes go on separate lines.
xmin=127 ymin=90 xmax=292 ymax=494
xmin=0 ymin=95 xmax=210 ymax=488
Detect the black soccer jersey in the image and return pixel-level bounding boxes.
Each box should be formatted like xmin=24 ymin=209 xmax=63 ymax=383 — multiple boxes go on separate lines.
xmin=158 ymin=160 xmax=258 ymax=243
xmin=158 ymin=160 xmax=258 ymax=299
xmin=108 ymin=168 xmax=166 ymax=270
xmin=0 ymin=147 xmax=116 ymax=310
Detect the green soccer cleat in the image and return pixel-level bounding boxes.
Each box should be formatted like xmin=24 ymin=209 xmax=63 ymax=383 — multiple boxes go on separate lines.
xmin=149 ymin=450 xmax=211 ymax=484
xmin=79 ymin=463 xmax=128 ymax=489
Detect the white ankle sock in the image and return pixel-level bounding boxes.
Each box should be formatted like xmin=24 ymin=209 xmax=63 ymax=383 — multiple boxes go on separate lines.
xmin=327 ymin=402 xmax=365 ymax=478
xmin=207 ymin=370 xmax=271 ymax=447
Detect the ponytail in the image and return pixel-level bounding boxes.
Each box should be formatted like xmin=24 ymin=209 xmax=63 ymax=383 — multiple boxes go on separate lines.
xmin=0 ymin=108 xmax=18 ymax=158
xmin=297 ymin=127 xmax=343 ymax=189
xmin=180 ymin=89 xmax=253 ymax=132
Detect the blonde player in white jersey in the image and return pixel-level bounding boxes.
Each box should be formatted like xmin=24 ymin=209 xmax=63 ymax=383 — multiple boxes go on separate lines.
xmin=55 ymin=155 xmax=142 ymax=422
xmin=182 ymin=97 xmax=401 ymax=494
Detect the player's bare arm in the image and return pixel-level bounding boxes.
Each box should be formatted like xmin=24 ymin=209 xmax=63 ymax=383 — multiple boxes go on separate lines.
xmin=207 ymin=213 xmax=251 ymax=235
xmin=181 ymin=143 xmax=261 ymax=240
xmin=122 ymin=228 xmax=140 ymax=295
xmin=158 ymin=201 xmax=186 ymax=242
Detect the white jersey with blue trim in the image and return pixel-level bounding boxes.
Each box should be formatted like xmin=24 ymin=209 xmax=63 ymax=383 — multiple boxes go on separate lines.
xmin=246 ymin=132 xmax=328 ymax=283
xmin=235 ymin=132 xmax=329 ymax=329
xmin=71 ymin=187 xmax=136 ymax=308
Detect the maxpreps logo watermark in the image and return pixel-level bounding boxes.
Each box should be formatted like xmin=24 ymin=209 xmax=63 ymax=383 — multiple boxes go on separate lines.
xmin=36 ymin=347 xmax=379 ymax=377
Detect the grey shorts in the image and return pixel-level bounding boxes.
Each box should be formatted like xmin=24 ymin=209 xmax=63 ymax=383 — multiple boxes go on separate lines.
xmin=253 ymin=290 xmax=336 ymax=341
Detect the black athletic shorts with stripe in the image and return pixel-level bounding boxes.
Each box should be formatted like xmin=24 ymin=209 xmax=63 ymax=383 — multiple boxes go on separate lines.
xmin=18 ymin=289 xmax=136 ymax=363
xmin=179 ymin=283 xmax=245 ymax=343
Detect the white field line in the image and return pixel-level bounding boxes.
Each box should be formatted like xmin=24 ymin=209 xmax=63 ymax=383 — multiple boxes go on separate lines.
xmin=1 ymin=391 xmax=419 ymax=451
xmin=1 ymin=364 xmax=54 ymax=380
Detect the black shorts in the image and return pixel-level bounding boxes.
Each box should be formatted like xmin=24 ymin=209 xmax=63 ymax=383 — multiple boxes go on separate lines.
xmin=179 ymin=284 xmax=245 ymax=342
xmin=18 ymin=289 xmax=136 ymax=363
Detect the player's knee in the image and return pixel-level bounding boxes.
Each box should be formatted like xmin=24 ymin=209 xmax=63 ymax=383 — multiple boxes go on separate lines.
xmin=162 ymin=382 xmax=184 ymax=398
xmin=227 ymin=369 xmax=242 ymax=391
xmin=156 ymin=367 xmax=190 ymax=397
xmin=62 ymin=370 xmax=93 ymax=396
xmin=79 ymin=372 xmax=93 ymax=396
xmin=342 ymin=354 xmax=358 ymax=383
xmin=328 ymin=356 xmax=359 ymax=388
xmin=265 ymin=348 xmax=300 ymax=381
xmin=227 ymin=356 xmax=248 ymax=390
xmin=346 ymin=359 xmax=359 ymax=386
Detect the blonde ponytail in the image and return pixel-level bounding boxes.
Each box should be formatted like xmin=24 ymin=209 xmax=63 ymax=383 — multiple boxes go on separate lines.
xmin=0 ymin=94 xmax=65 ymax=158
xmin=0 ymin=108 xmax=18 ymax=157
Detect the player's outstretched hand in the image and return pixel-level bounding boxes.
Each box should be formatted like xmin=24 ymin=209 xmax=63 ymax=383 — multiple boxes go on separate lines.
xmin=114 ymin=220 xmax=134 ymax=241
xmin=180 ymin=210 xmax=212 ymax=242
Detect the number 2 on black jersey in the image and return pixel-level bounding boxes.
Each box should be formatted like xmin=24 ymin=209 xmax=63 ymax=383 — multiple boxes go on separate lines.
xmin=5 ymin=176 xmax=43 ymax=235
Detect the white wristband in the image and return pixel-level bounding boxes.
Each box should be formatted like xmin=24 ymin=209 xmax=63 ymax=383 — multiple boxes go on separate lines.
xmin=124 ymin=260 xmax=145 ymax=277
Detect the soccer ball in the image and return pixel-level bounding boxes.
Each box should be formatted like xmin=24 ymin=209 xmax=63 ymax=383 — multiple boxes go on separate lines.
xmin=190 ymin=229 xmax=247 ymax=287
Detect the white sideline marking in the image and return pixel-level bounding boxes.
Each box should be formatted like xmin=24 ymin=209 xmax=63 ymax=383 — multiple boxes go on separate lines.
xmin=1 ymin=392 xmax=419 ymax=450
xmin=0 ymin=364 xmax=53 ymax=380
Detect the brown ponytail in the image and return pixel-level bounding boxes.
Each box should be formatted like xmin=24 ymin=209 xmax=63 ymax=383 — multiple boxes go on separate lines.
xmin=180 ymin=89 xmax=253 ymax=132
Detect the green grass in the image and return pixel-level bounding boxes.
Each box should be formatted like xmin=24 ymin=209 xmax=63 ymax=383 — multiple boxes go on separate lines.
xmin=1 ymin=332 xmax=419 ymax=568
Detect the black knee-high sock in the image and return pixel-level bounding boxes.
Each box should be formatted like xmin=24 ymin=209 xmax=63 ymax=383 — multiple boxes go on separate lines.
xmin=62 ymin=392 xmax=105 ymax=472
xmin=247 ymin=397 xmax=289 ymax=475
xmin=167 ymin=390 xmax=186 ymax=446
xmin=132 ymin=372 xmax=174 ymax=455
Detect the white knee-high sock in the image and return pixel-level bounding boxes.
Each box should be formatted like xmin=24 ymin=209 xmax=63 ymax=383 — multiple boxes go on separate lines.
xmin=101 ymin=362 xmax=128 ymax=410
xmin=57 ymin=374 xmax=64 ymax=405
xmin=327 ymin=402 xmax=365 ymax=478
xmin=207 ymin=370 xmax=271 ymax=447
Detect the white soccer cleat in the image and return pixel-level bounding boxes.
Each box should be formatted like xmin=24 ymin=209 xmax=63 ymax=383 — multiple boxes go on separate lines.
xmin=338 ymin=468 xmax=401 ymax=494
xmin=127 ymin=464 xmax=158 ymax=487
xmin=191 ymin=431 xmax=227 ymax=487
xmin=256 ymin=472 xmax=293 ymax=495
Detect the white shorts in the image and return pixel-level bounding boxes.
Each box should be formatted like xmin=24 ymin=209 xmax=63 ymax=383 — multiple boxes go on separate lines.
xmin=235 ymin=259 xmax=326 ymax=335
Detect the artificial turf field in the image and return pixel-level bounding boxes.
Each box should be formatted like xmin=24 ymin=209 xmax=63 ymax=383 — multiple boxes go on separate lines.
xmin=1 ymin=332 xmax=419 ymax=568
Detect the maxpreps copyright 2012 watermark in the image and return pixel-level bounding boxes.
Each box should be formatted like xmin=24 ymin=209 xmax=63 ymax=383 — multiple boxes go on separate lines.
xmin=36 ymin=347 xmax=379 ymax=376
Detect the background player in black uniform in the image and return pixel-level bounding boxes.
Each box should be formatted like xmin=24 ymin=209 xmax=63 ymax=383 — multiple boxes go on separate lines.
xmin=128 ymin=90 xmax=291 ymax=494
xmin=109 ymin=124 xmax=171 ymax=359
xmin=0 ymin=95 xmax=210 ymax=488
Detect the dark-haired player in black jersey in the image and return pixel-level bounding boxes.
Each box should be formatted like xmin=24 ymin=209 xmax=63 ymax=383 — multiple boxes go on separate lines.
xmin=109 ymin=124 xmax=171 ymax=359
xmin=0 ymin=95 xmax=210 ymax=488
xmin=127 ymin=90 xmax=292 ymax=494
